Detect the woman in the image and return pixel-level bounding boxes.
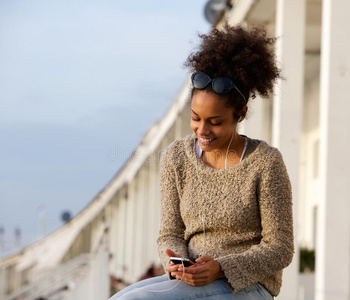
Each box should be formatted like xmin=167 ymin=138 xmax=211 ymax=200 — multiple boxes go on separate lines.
xmin=109 ymin=24 xmax=293 ymax=300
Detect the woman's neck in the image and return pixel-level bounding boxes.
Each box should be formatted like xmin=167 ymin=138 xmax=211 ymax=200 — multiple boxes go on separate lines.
xmin=202 ymin=132 xmax=245 ymax=169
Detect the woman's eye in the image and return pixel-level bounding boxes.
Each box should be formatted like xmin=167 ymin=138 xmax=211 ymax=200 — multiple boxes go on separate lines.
xmin=191 ymin=117 xmax=221 ymax=126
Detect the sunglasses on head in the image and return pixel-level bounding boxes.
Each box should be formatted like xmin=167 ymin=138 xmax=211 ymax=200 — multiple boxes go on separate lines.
xmin=191 ymin=71 xmax=247 ymax=104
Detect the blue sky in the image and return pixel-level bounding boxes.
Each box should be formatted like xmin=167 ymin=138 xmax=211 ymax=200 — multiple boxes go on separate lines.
xmin=0 ymin=0 xmax=209 ymax=255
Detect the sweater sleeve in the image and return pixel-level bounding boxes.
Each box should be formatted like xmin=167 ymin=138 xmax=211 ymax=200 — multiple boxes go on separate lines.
xmin=157 ymin=148 xmax=188 ymax=275
xmin=216 ymin=149 xmax=294 ymax=292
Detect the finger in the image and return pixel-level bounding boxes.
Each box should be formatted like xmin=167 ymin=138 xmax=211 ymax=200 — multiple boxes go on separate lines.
xmin=167 ymin=264 xmax=181 ymax=273
xmin=177 ymin=270 xmax=210 ymax=283
xmin=165 ymin=249 xmax=180 ymax=258
xmin=174 ymin=271 xmax=184 ymax=279
xmin=167 ymin=268 xmax=177 ymax=274
xmin=183 ymin=274 xmax=209 ymax=282
xmin=178 ymin=262 xmax=202 ymax=272
xmin=172 ymin=271 xmax=181 ymax=278
xmin=189 ymin=279 xmax=210 ymax=286
xmin=195 ymin=255 xmax=212 ymax=263
xmin=183 ymin=276 xmax=210 ymax=286
xmin=179 ymin=264 xmax=208 ymax=274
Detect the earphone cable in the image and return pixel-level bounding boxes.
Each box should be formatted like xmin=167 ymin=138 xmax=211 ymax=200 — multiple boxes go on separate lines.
xmin=133 ymin=133 xmax=241 ymax=293
xmin=195 ymin=131 xmax=234 ymax=256
xmin=134 ymin=260 xmax=186 ymax=293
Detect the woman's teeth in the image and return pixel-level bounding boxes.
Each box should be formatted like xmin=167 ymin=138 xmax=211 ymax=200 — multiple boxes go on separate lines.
xmin=199 ymin=137 xmax=215 ymax=146
xmin=199 ymin=137 xmax=214 ymax=142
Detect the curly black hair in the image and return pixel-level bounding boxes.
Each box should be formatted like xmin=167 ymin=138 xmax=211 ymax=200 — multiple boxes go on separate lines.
xmin=185 ymin=24 xmax=281 ymax=118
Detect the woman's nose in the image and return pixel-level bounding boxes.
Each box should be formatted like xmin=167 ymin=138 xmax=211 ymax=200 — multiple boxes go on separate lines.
xmin=198 ymin=122 xmax=210 ymax=135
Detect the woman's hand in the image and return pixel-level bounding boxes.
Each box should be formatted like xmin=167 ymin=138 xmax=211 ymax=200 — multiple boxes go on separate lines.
xmin=170 ymin=254 xmax=226 ymax=286
xmin=165 ymin=249 xmax=183 ymax=275
xmin=165 ymin=249 xmax=196 ymax=278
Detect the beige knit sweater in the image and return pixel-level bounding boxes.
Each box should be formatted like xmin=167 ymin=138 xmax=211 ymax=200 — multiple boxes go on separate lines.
xmin=157 ymin=133 xmax=294 ymax=296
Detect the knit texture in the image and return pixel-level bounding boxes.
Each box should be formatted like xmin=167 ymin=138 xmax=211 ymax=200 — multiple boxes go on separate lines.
xmin=157 ymin=133 xmax=294 ymax=296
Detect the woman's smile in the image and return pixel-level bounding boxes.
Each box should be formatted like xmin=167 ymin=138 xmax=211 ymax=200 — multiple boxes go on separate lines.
xmin=198 ymin=136 xmax=216 ymax=147
xmin=190 ymin=91 xmax=237 ymax=153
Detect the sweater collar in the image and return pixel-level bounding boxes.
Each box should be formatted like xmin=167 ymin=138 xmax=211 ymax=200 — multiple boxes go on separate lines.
xmin=183 ymin=133 xmax=263 ymax=172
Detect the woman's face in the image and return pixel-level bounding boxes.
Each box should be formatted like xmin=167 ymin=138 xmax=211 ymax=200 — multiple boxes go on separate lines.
xmin=190 ymin=90 xmax=239 ymax=153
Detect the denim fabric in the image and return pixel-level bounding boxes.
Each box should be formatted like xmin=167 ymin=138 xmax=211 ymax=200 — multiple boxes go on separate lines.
xmin=108 ymin=274 xmax=273 ymax=300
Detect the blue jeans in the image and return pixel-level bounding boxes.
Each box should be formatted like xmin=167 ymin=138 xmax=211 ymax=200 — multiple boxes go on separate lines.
xmin=108 ymin=274 xmax=273 ymax=299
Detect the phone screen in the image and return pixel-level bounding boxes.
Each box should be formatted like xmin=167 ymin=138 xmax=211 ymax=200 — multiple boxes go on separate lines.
xmin=170 ymin=257 xmax=193 ymax=267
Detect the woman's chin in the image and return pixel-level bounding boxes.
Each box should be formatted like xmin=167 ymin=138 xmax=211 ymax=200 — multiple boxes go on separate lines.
xmin=198 ymin=138 xmax=216 ymax=148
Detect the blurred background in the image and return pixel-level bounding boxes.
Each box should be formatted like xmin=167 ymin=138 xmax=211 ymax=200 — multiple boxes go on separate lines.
xmin=0 ymin=0 xmax=208 ymax=253
xmin=1 ymin=0 xmax=349 ymax=300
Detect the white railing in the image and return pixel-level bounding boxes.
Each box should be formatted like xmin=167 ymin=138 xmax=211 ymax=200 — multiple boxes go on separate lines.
xmin=5 ymin=253 xmax=91 ymax=300
xmin=6 ymin=223 xmax=110 ymax=300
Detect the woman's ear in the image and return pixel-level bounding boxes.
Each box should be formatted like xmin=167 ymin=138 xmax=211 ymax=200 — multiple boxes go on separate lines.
xmin=238 ymin=105 xmax=248 ymax=122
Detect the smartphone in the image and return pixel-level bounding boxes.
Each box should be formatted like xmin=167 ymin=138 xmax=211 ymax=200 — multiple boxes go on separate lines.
xmin=170 ymin=257 xmax=193 ymax=267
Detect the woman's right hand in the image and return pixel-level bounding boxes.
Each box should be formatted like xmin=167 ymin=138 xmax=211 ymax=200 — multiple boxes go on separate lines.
xmin=165 ymin=249 xmax=196 ymax=278
xmin=165 ymin=249 xmax=182 ymax=275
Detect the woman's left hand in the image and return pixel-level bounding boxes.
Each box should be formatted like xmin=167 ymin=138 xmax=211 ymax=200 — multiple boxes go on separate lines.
xmin=172 ymin=255 xmax=225 ymax=286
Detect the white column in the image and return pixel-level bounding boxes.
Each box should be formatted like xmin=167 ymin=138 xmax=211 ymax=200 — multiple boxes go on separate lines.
xmin=91 ymin=231 xmax=109 ymax=300
xmin=140 ymin=166 xmax=149 ymax=272
xmin=133 ymin=170 xmax=145 ymax=281
xmin=315 ymin=0 xmax=350 ymax=299
xmin=273 ymin=0 xmax=305 ymax=299
xmin=109 ymin=197 xmax=119 ymax=276
xmin=116 ymin=191 xmax=127 ymax=278
xmin=175 ymin=114 xmax=183 ymax=140
xmin=124 ymin=181 xmax=136 ymax=283
xmin=181 ymin=102 xmax=192 ymax=136
xmin=147 ymin=158 xmax=158 ymax=263
xmin=154 ymin=145 xmax=162 ymax=265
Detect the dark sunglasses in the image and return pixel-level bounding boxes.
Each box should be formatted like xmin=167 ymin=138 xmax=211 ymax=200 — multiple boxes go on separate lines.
xmin=191 ymin=71 xmax=247 ymax=104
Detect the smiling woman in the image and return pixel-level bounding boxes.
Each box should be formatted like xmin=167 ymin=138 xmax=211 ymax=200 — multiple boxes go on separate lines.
xmin=190 ymin=91 xmax=247 ymax=169
xmin=108 ymin=24 xmax=293 ymax=300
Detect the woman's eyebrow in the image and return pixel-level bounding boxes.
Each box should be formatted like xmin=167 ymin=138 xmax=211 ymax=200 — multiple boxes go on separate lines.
xmin=191 ymin=109 xmax=223 ymax=119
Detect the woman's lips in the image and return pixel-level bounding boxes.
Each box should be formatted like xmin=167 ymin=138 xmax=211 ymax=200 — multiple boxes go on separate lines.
xmin=198 ymin=137 xmax=215 ymax=146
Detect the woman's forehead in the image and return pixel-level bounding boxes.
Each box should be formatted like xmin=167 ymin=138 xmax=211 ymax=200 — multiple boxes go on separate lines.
xmin=191 ymin=91 xmax=233 ymax=116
